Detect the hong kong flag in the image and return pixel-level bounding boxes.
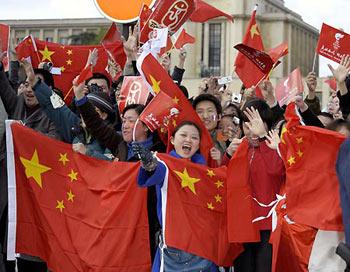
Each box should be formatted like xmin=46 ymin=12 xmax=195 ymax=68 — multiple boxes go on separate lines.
xmin=316 ymin=23 xmax=350 ymax=64
xmin=275 ymin=68 xmax=304 ymax=107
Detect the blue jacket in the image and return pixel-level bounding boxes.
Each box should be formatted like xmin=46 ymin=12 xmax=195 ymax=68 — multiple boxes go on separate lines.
xmin=336 ymin=136 xmax=350 ymax=246
xmin=34 ymin=83 xmax=112 ymax=161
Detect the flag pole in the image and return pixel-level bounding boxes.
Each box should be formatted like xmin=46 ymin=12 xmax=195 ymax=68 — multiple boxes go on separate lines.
xmin=63 ymin=86 xmax=74 ymax=102
xmin=312 ymin=51 xmax=317 ymax=73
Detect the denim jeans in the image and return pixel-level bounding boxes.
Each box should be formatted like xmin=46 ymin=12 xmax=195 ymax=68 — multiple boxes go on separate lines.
xmin=163 ymin=246 xmax=217 ymax=272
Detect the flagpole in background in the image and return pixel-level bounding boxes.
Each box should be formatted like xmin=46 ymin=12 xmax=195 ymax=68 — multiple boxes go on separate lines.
xmin=312 ymin=51 xmax=317 ymax=73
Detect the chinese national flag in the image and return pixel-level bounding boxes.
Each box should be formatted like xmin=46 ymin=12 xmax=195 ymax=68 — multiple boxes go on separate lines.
xmin=226 ymin=139 xmax=260 ymax=243
xmin=118 ymin=76 xmax=150 ymax=113
xmin=140 ymin=0 xmax=195 ymax=43
xmin=136 ymin=51 xmax=214 ymax=165
xmin=0 ymin=23 xmax=10 ymax=71
xmin=139 ymin=91 xmax=179 ymax=132
xmin=138 ymin=3 xmax=152 ymax=32
xmin=270 ymin=201 xmax=317 ymax=272
xmin=275 ymin=68 xmax=304 ymax=107
xmin=324 ymin=78 xmax=337 ymax=91
xmin=16 ymin=37 xmax=125 ymax=102
xmin=190 ymin=0 xmax=234 ymax=22
xmin=174 ymin=29 xmax=196 ymax=49
xmin=157 ymin=153 xmax=242 ymax=266
xmin=234 ymin=7 xmax=265 ymax=89
xmin=316 ymin=23 xmax=350 ymax=64
xmin=76 ymin=64 xmax=93 ymax=85
xmin=279 ymin=103 xmax=345 ymax=231
xmin=6 ymin=122 xmax=151 ymax=271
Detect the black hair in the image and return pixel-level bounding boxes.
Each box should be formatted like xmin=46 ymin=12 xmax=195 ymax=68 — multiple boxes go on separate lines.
xmin=192 ymin=93 xmax=222 ymax=115
xmin=224 ymin=103 xmax=241 ymax=117
xmin=325 ymin=119 xmax=350 ymax=133
xmin=172 ymin=121 xmax=201 ymax=139
xmin=33 ymin=68 xmax=55 ymax=88
xmin=86 ymin=72 xmax=111 ymax=88
xmin=179 ymin=85 xmax=189 ymax=98
xmin=242 ymin=98 xmax=274 ymax=130
xmin=122 ymin=104 xmax=145 ymax=116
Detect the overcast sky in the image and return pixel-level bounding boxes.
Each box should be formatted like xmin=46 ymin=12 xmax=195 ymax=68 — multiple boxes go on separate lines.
xmin=0 ymin=0 xmax=347 ymax=76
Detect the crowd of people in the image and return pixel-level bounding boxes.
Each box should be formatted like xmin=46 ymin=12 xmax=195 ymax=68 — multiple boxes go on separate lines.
xmin=0 ymin=24 xmax=350 ymax=272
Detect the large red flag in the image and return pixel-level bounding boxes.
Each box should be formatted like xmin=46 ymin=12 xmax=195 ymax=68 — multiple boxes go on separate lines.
xmin=174 ymin=29 xmax=196 ymax=49
xmin=189 ymin=0 xmax=234 ymax=22
xmin=234 ymin=7 xmax=265 ymax=88
xmin=16 ymin=37 xmax=125 ymax=102
xmin=227 ymin=139 xmax=260 ymax=243
xmin=316 ymin=23 xmax=350 ymax=64
xmin=140 ymin=0 xmax=195 ymax=43
xmin=137 ymin=51 xmax=214 ymax=164
xmin=6 ymin=122 xmax=151 ymax=272
xmin=0 ymin=23 xmax=10 ymax=71
xmin=117 ymin=76 xmax=150 ymax=113
xmin=157 ymin=154 xmax=242 ymax=266
xmin=275 ymin=68 xmax=304 ymax=107
xmin=279 ymin=103 xmax=345 ymax=231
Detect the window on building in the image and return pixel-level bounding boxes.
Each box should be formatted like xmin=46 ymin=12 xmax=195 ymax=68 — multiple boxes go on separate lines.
xmin=208 ymin=23 xmax=221 ymax=76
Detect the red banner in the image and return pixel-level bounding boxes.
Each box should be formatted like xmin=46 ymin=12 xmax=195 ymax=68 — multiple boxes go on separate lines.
xmin=118 ymin=76 xmax=150 ymax=113
xmin=0 ymin=23 xmax=10 ymax=71
xmin=316 ymin=23 xmax=350 ymax=64
xmin=275 ymin=68 xmax=304 ymax=107
xmin=140 ymin=0 xmax=195 ymax=43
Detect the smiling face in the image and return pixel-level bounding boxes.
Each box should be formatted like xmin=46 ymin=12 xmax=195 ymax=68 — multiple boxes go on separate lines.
xmin=121 ymin=109 xmax=148 ymax=143
xmin=22 ymin=81 xmax=39 ymax=108
xmin=171 ymin=124 xmax=200 ymax=159
xmin=195 ymin=100 xmax=219 ymax=132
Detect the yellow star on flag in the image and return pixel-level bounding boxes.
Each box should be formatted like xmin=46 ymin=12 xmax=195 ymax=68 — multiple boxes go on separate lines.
xmin=149 ymin=75 xmax=161 ymax=94
xmin=67 ymin=190 xmax=75 ymax=202
xmin=66 ymin=49 xmax=73 ymax=55
xmin=39 ymin=45 xmax=55 ymax=62
xmin=297 ymin=149 xmax=303 ymax=158
xmin=20 ymin=149 xmax=51 ymax=189
xmin=56 ymin=200 xmax=65 ymax=212
xmin=66 ymin=59 xmax=73 ymax=65
xmin=288 ymin=156 xmax=296 ymax=166
xmin=280 ymin=127 xmax=288 ymax=144
xmin=60 ymin=66 xmax=66 ymax=72
xmin=172 ymin=96 xmax=179 ymax=104
xmin=68 ymin=169 xmax=78 ymax=182
xmin=173 ymin=168 xmax=200 ymax=195
xmin=215 ymin=180 xmax=224 ymax=189
xmin=214 ymin=194 xmax=222 ymax=203
xmin=250 ymin=24 xmax=260 ymax=39
xmin=207 ymin=202 xmax=214 ymax=210
xmin=296 ymin=137 xmax=303 ymax=144
xmin=160 ymin=127 xmax=167 ymax=134
xmin=59 ymin=153 xmax=69 ymax=166
xmin=207 ymin=169 xmax=215 ymax=178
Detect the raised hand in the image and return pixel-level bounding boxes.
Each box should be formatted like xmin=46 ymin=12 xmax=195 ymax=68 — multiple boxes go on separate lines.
xmin=21 ymin=58 xmax=37 ymax=87
xmin=306 ymin=71 xmax=317 ymax=92
xmin=294 ymin=96 xmax=308 ymax=112
xmin=210 ymin=147 xmax=222 ymax=164
xmin=86 ymin=48 xmax=98 ymax=68
xmin=122 ymin=26 xmax=138 ymax=59
xmin=244 ymin=107 xmax=267 ymax=138
xmin=72 ymin=76 xmax=86 ymax=100
xmin=131 ymin=142 xmax=157 ymax=172
xmin=265 ymin=130 xmax=280 ymax=150
xmin=226 ymin=138 xmax=243 ymax=156
xmin=328 ymin=55 xmax=350 ymax=84
xmin=259 ymin=80 xmax=276 ymax=107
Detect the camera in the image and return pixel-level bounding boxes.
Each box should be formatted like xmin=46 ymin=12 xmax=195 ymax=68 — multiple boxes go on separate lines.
xmin=42 ymin=62 xmax=53 ymax=72
xmin=87 ymin=83 xmax=103 ymax=93
xmin=232 ymin=93 xmax=242 ymax=104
